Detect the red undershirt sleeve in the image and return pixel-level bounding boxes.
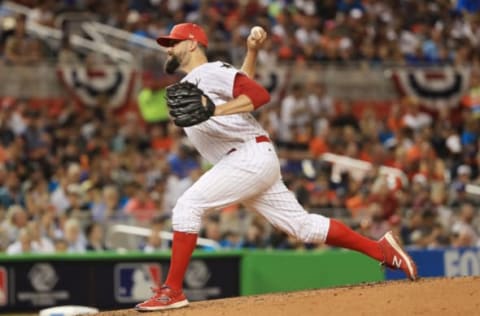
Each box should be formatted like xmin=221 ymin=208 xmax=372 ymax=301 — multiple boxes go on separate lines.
xmin=232 ymin=73 xmax=271 ymax=109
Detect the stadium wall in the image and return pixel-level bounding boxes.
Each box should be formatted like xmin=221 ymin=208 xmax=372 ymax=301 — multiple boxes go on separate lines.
xmin=1 ymin=248 xmax=480 ymax=312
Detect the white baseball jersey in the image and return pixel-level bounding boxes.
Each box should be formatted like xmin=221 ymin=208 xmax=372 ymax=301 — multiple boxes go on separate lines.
xmin=181 ymin=61 xmax=269 ymax=164
xmin=172 ymin=60 xmax=331 ymax=245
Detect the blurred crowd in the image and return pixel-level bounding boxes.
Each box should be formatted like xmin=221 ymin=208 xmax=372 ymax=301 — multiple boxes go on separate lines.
xmin=0 ymin=0 xmax=480 ymax=256
xmin=1 ymin=0 xmax=480 ymax=66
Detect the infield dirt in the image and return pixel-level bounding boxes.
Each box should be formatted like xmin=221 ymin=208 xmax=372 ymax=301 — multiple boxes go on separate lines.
xmin=92 ymin=276 xmax=479 ymax=316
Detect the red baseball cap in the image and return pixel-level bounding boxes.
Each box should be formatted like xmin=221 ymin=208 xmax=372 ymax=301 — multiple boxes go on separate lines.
xmin=156 ymin=23 xmax=208 ymax=47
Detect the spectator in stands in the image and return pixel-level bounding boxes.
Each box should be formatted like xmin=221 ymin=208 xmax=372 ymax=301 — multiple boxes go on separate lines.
xmin=199 ymin=215 xmax=222 ymax=251
xmin=148 ymin=175 xmax=168 ymax=214
xmin=63 ymin=218 xmax=86 ymax=253
xmin=360 ymin=202 xmax=391 ymax=240
xmin=65 ymin=183 xmax=90 ymax=224
xmin=451 ymin=202 xmax=479 ymax=247
xmin=4 ymin=14 xmax=39 ymax=65
xmin=401 ymin=98 xmax=432 ymax=132
xmin=308 ymin=173 xmax=335 ymax=210
xmin=142 ymin=215 xmax=169 ymax=253
xmin=149 ymin=124 xmax=173 ymax=154
xmin=307 ymin=82 xmax=335 ymax=122
xmin=23 ymin=110 xmax=50 ymax=160
xmin=422 ymin=25 xmax=448 ymax=64
xmin=0 ymin=172 xmax=23 ymax=208
xmin=461 ymin=71 xmax=480 ymax=116
xmin=53 ymin=237 xmax=69 ymax=253
xmin=459 ymin=116 xmax=478 ymax=153
xmin=0 ymin=99 xmax=16 ymax=148
xmin=410 ymin=174 xmax=433 ymax=213
xmin=50 ymin=162 xmax=84 ymax=214
xmin=219 ymin=228 xmax=244 ymax=249
xmin=86 ymin=222 xmax=108 ymax=251
xmin=308 ymin=121 xmax=330 ymax=159
xmin=456 ymin=0 xmax=480 ymax=13
xmin=124 ymin=181 xmax=157 ymax=224
xmin=272 ymin=227 xmax=310 ymax=250
xmin=1 ymin=205 xmax=28 ymax=244
xmin=6 ymin=98 xmax=28 ymax=136
xmin=242 ymin=220 xmax=268 ymax=249
xmin=367 ymin=177 xmax=399 ymax=221
xmin=431 ymin=182 xmax=453 ymax=226
xmin=39 ymin=207 xmax=60 ymax=243
xmin=50 ymin=175 xmax=72 ymax=215
xmin=280 ymin=83 xmax=311 ymax=142
xmin=143 ymin=228 xmax=165 ymax=253
xmin=409 ymin=209 xmax=444 ymax=249
xmin=6 ymin=227 xmax=32 ymax=255
xmin=449 ymin=164 xmax=473 ymax=206
xmin=28 ymin=220 xmax=54 ymax=253
xmin=167 ymin=143 xmax=200 ymax=180
xmin=24 ymin=176 xmax=51 ymax=219
xmin=91 ymin=185 xmax=126 ymax=223
xmin=330 ymin=100 xmax=359 ymax=131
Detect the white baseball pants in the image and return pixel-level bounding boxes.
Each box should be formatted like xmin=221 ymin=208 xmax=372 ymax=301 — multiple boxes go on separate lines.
xmin=171 ymin=138 xmax=331 ymax=243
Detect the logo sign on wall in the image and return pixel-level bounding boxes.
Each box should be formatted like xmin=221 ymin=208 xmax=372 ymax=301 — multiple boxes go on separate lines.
xmin=114 ymin=263 xmax=162 ymax=303
xmin=2 ymin=255 xmax=240 ymax=312
xmin=0 ymin=267 xmax=7 ymax=306
xmin=113 ymin=258 xmax=240 ymax=304
xmin=184 ymin=260 xmax=221 ymax=301
xmin=386 ymin=248 xmax=480 ymax=280
xmin=444 ymin=248 xmax=480 ymax=276
xmin=17 ymin=263 xmax=69 ymax=306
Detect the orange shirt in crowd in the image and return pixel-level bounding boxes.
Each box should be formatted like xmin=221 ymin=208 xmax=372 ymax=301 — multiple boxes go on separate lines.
xmin=406 ymin=145 xmax=421 ymax=162
xmin=345 ymin=194 xmax=367 ymax=218
xmin=124 ymin=198 xmax=157 ymax=223
xmin=387 ymin=116 xmax=403 ymax=133
xmin=0 ymin=146 xmax=7 ymax=163
xmin=461 ymin=87 xmax=480 ymax=109
xmin=152 ymin=137 xmax=173 ymax=152
xmin=309 ymin=137 xmax=329 ymax=158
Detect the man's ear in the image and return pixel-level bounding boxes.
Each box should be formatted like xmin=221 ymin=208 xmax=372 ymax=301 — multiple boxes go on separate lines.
xmin=189 ymin=40 xmax=198 ymax=52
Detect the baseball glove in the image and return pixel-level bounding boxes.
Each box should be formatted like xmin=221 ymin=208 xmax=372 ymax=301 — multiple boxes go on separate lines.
xmin=166 ymin=81 xmax=215 ymax=127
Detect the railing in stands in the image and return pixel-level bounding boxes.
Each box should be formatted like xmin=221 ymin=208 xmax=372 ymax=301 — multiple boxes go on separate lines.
xmin=321 ymin=153 xmax=409 ymax=187
xmin=1 ymin=1 xmax=134 ymax=63
xmin=88 ymin=21 xmax=165 ymax=52
xmin=106 ymin=224 xmax=221 ymax=251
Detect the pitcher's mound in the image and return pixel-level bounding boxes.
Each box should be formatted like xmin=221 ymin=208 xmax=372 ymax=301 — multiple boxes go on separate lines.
xmin=94 ymin=276 xmax=479 ymax=316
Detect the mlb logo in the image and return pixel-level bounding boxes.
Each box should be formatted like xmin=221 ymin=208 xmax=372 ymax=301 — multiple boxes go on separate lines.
xmin=0 ymin=267 xmax=7 ymax=306
xmin=114 ymin=263 xmax=162 ymax=303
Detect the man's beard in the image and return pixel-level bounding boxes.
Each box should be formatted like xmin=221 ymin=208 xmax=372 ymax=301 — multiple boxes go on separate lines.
xmin=164 ymin=55 xmax=180 ymax=74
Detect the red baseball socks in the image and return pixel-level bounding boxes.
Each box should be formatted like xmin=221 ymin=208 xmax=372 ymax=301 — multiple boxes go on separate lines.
xmin=325 ymin=219 xmax=383 ymax=261
xmin=164 ymin=231 xmax=198 ymax=290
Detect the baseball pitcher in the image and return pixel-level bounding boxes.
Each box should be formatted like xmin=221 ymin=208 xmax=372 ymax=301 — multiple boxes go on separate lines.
xmin=135 ymin=23 xmax=417 ymax=312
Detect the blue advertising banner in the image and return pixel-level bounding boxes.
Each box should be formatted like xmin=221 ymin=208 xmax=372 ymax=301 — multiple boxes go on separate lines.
xmin=0 ymin=253 xmax=241 ymax=313
xmin=386 ymin=247 xmax=480 ymax=280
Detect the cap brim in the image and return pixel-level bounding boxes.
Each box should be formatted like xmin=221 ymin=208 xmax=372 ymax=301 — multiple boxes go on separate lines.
xmin=156 ymin=36 xmax=184 ymax=47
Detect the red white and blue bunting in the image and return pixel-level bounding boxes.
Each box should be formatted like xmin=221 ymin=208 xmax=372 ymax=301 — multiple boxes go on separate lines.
xmin=57 ymin=65 xmax=136 ymax=109
xmin=392 ymin=67 xmax=471 ymax=109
